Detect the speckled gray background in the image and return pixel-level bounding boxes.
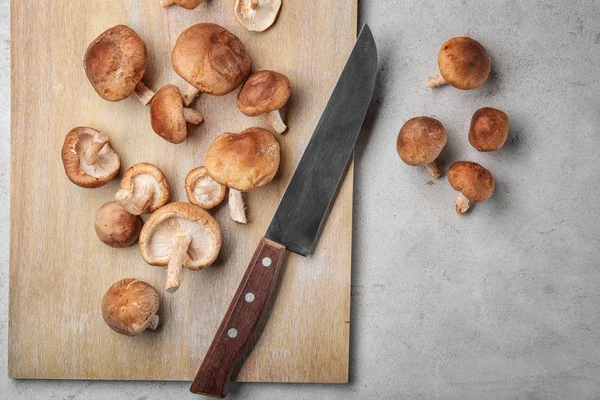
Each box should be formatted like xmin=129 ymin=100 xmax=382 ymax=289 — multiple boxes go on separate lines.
xmin=2 ymin=0 xmax=600 ymax=399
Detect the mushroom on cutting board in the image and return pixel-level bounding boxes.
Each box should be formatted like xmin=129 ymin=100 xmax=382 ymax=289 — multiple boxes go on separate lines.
xmin=150 ymin=85 xmax=203 ymax=144
xmin=447 ymin=161 xmax=495 ymax=214
xmin=139 ymin=202 xmax=222 ymax=293
xmin=61 ymin=127 xmax=120 ymax=188
xmin=205 ymin=127 xmax=280 ymax=224
xmin=428 ymin=37 xmax=491 ymax=90
xmin=237 ymin=70 xmax=291 ymax=134
xmin=160 ymin=0 xmax=203 ymax=9
xmin=94 ymin=201 xmax=143 ymax=248
xmin=171 ymin=23 xmax=252 ymax=106
xmin=102 ymin=278 xmax=160 ymax=336
xmin=185 ymin=167 xmax=226 ymax=210
xmin=396 ymin=117 xmax=447 ymax=179
xmin=234 ymin=0 xmax=282 ymax=32
xmin=84 ymin=25 xmax=155 ymax=105
xmin=116 ymin=163 xmax=170 ymax=215
xmin=469 ymin=107 xmax=510 ymax=152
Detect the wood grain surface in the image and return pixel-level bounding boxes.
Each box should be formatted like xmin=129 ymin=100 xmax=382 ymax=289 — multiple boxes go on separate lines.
xmin=9 ymin=0 xmax=357 ymax=382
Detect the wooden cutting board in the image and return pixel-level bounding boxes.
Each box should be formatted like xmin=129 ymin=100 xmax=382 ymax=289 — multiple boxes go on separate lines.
xmin=9 ymin=0 xmax=357 ymax=382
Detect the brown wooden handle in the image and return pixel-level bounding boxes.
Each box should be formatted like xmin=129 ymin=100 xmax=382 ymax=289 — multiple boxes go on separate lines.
xmin=190 ymin=238 xmax=286 ymax=398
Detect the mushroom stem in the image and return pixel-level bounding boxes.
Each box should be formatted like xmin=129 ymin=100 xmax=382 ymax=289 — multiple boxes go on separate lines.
xmin=165 ymin=233 xmax=192 ymax=293
xmin=116 ymin=185 xmax=153 ymax=215
xmin=83 ymin=137 xmax=108 ymax=165
xmin=427 ymin=74 xmax=448 ymax=88
xmin=228 ymin=189 xmax=248 ymax=224
xmin=265 ymin=110 xmax=287 ymax=134
xmin=147 ymin=315 xmax=160 ymax=330
xmin=424 ymin=161 xmax=442 ymax=179
xmin=251 ymin=0 xmax=260 ymax=10
xmin=455 ymin=192 xmax=471 ymax=214
xmin=183 ymin=108 xmax=204 ymax=125
xmin=181 ymin=84 xmax=201 ymax=107
xmin=133 ymin=81 xmax=156 ymax=106
xmin=160 ymin=0 xmax=175 ymax=7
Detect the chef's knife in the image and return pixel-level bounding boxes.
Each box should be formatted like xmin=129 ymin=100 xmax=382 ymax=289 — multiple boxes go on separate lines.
xmin=190 ymin=24 xmax=377 ymax=398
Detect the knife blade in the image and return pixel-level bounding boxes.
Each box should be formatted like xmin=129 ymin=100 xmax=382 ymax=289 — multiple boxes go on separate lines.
xmin=190 ymin=24 xmax=377 ymax=398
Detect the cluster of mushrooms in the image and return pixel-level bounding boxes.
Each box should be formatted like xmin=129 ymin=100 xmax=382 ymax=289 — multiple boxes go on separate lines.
xmin=397 ymin=37 xmax=509 ymax=214
xmin=61 ymin=6 xmax=289 ymax=337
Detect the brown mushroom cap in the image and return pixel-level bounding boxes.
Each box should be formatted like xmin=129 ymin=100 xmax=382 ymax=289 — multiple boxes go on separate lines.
xmin=397 ymin=117 xmax=447 ymax=166
xmin=139 ymin=202 xmax=222 ymax=269
xmin=84 ymin=25 xmax=147 ymax=101
xmin=438 ymin=37 xmax=491 ymax=90
xmin=116 ymin=163 xmax=170 ymax=215
xmin=237 ymin=70 xmax=291 ymax=116
xmin=205 ymin=127 xmax=280 ymax=191
xmin=171 ymin=23 xmax=252 ymax=96
xmin=150 ymin=85 xmax=188 ymax=144
xmin=469 ymin=107 xmax=509 ymax=151
xmin=94 ymin=201 xmax=143 ymax=248
xmin=448 ymin=161 xmax=495 ymax=202
xmin=102 ymin=278 xmax=160 ymax=336
xmin=164 ymin=0 xmax=204 ymax=9
xmin=185 ymin=167 xmax=227 ymax=210
xmin=61 ymin=127 xmax=121 ymax=188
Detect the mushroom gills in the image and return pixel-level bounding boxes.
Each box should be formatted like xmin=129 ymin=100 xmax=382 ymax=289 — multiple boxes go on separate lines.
xmin=194 ymin=175 xmax=225 ymax=205
xmin=74 ymin=132 xmax=120 ymax=177
xmin=229 ymin=189 xmax=248 ymax=223
xmin=116 ymin=174 xmax=161 ymax=215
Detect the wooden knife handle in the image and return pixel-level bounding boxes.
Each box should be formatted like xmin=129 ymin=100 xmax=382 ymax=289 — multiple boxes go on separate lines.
xmin=190 ymin=238 xmax=286 ymax=398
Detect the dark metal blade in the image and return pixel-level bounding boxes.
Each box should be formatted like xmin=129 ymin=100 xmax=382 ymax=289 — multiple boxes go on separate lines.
xmin=265 ymin=25 xmax=377 ymax=256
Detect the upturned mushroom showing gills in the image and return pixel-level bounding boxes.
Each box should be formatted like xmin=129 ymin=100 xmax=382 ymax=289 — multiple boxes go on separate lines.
xmin=469 ymin=107 xmax=509 ymax=152
xmin=160 ymin=0 xmax=203 ymax=9
xmin=61 ymin=127 xmax=120 ymax=188
xmin=234 ymin=0 xmax=282 ymax=32
xmin=237 ymin=70 xmax=291 ymax=134
xmin=139 ymin=202 xmax=222 ymax=293
xmin=172 ymin=23 xmax=252 ymax=106
xmin=205 ymin=127 xmax=280 ymax=223
xmin=150 ymin=85 xmax=203 ymax=144
xmin=447 ymin=161 xmax=495 ymax=214
xmin=396 ymin=117 xmax=447 ymax=179
xmin=84 ymin=25 xmax=155 ymax=105
xmin=185 ymin=167 xmax=227 ymax=210
xmin=116 ymin=163 xmax=170 ymax=215
xmin=427 ymin=37 xmax=491 ymax=90
xmin=102 ymin=278 xmax=160 ymax=336
xmin=94 ymin=201 xmax=143 ymax=248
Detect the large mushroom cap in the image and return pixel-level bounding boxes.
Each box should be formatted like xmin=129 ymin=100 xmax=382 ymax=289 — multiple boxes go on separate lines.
xmin=438 ymin=37 xmax=491 ymax=90
xmin=116 ymin=163 xmax=170 ymax=215
xmin=237 ymin=70 xmax=291 ymax=116
xmin=234 ymin=0 xmax=282 ymax=32
xmin=172 ymin=23 xmax=251 ymax=96
xmin=205 ymin=127 xmax=280 ymax=191
xmin=61 ymin=127 xmax=121 ymax=188
xmin=84 ymin=25 xmax=147 ymax=101
xmin=469 ymin=107 xmax=509 ymax=152
xmin=94 ymin=201 xmax=143 ymax=248
xmin=150 ymin=85 xmax=188 ymax=144
xmin=397 ymin=117 xmax=447 ymax=166
xmin=185 ymin=166 xmax=227 ymax=210
xmin=102 ymin=278 xmax=160 ymax=336
xmin=448 ymin=161 xmax=495 ymax=202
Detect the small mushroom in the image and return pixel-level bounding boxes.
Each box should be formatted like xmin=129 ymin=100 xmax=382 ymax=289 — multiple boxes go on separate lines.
xmin=84 ymin=25 xmax=155 ymax=105
xmin=160 ymin=0 xmax=203 ymax=9
xmin=237 ymin=70 xmax=291 ymax=134
xmin=172 ymin=23 xmax=252 ymax=106
xmin=205 ymin=127 xmax=280 ymax=223
xmin=94 ymin=201 xmax=143 ymax=248
xmin=234 ymin=0 xmax=282 ymax=32
xmin=185 ymin=166 xmax=227 ymax=210
xmin=61 ymin=127 xmax=121 ymax=188
xmin=102 ymin=278 xmax=160 ymax=336
xmin=447 ymin=161 xmax=495 ymax=214
xmin=116 ymin=163 xmax=170 ymax=215
xmin=139 ymin=202 xmax=222 ymax=293
xmin=150 ymin=85 xmax=203 ymax=144
xmin=469 ymin=107 xmax=509 ymax=152
xmin=396 ymin=117 xmax=447 ymax=179
xmin=427 ymin=37 xmax=491 ymax=90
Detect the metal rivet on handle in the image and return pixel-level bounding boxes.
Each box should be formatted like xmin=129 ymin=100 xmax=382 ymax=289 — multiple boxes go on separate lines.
xmin=227 ymin=328 xmax=238 ymax=339
xmin=245 ymin=293 xmax=255 ymax=303
xmin=262 ymin=257 xmax=272 ymax=267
